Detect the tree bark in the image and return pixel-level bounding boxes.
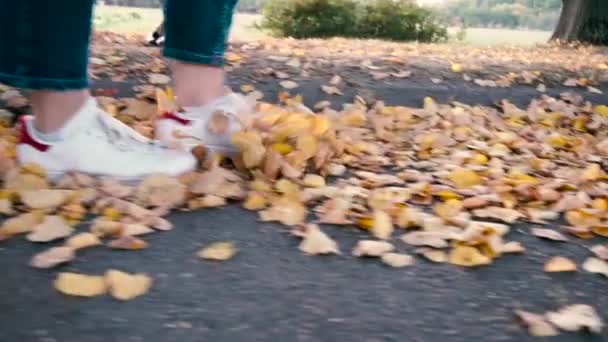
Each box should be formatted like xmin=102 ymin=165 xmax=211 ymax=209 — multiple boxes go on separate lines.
xmin=551 ymin=0 xmax=589 ymax=40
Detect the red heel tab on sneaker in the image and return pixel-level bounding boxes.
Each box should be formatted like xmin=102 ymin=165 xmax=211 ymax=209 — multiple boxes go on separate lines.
xmin=159 ymin=112 xmax=190 ymax=125
xmin=18 ymin=116 xmax=50 ymax=152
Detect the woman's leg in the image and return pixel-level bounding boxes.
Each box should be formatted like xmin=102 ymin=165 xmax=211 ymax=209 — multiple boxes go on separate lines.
xmin=0 ymin=0 xmax=195 ymax=178
xmin=163 ymin=0 xmax=238 ymax=107
xmin=0 ymin=1 xmax=93 ymax=133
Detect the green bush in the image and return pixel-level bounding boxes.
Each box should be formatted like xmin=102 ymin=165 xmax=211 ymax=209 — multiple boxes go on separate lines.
xmin=260 ymin=0 xmax=447 ymax=43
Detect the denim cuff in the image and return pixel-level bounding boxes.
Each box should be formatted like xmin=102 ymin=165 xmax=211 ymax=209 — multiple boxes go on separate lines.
xmin=0 ymin=71 xmax=88 ymax=90
xmin=163 ymin=48 xmax=225 ymax=67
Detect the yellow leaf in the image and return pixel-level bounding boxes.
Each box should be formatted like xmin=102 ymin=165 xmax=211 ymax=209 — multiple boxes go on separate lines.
xmin=579 ymin=163 xmax=603 ymax=182
xmin=448 ymin=246 xmax=491 ymax=267
xmin=243 ymin=192 xmax=267 ymax=211
xmin=436 ymin=190 xmax=461 ymax=201
xmin=108 ymin=236 xmax=148 ymax=250
xmin=270 ymin=142 xmax=293 ymax=155
xmin=545 ymin=134 xmax=567 ymax=148
xmin=225 ymin=52 xmax=241 ymax=64
xmin=592 ymin=198 xmax=608 ymax=211
xmin=198 ymin=242 xmax=237 ymax=261
xmin=544 ymin=256 xmax=577 ymax=272
xmin=417 ymin=248 xmax=448 ymax=263
xmin=65 ymin=233 xmax=101 ymax=250
xmin=0 ymin=211 xmax=45 ymax=236
xmin=433 ymin=199 xmax=463 ymax=220
xmin=470 ymin=153 xmax=489 ymax=165
xmin=448 ymin=169 xmax=482 ymax=189
xmin=102 ymin=207 xmax=122 ymax=221
xmin=105 ymin=270 xmax=152 ymax=301
xmin=565 ymin=210 xmax=600 ymax=228
xmin=591 ymin=226 xmax=608 ymax=237
xmin=593 ymin=105 xmax=608 ymax=117
xmin=356 ymin=216 xmax=374 ymax=231
xmin=26 ymin=215 xmax=73 ymax=242
xmin=54 ymin=273 xmax=107 ymax=297
xmin=240 ymin=84 xmax=255 ymax=93
xmin=302 ymin=174 xmax=325 ymax=188
xmin=451 ymin=63 xmax=463 ymax=73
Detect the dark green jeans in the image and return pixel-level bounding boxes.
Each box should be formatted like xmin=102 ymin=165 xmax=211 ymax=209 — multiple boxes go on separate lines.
xmin=0 ymin=0 xmax=238 ymax=90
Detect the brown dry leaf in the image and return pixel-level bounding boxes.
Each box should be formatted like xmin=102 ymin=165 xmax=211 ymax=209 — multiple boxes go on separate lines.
xmin=0 ymin=211 xmax=45 ymax=236
xmin=590 ymin=244 xmax=608 ymax=260
xmin=259 ymin=197 xmax=307 ymax=226
xmin=449 ymin=246 xmax=491 ymax=267
xmin=232 ymin=131 xmax=266 ymax=168
xmin=122 ymin=224 xmax=154 ymax=237
xmin=298 ymin=224 xmax=340 ymax=255
xmin=321 ymin=85 xmax=343 ymax=95
xmin=514 ymin=310 xmax=558 ymax=337
xmin=501 ymin=241 xmax=526 ymax=254
xmin=99 ymin=179 xmax=133 ymax=198
xmin=65 ymin=233 xmax=101 ymax=250
xmin=565 ymin=210 xmax=600 ymax=228
xmin=381 ymin=253 xmax=414 ymax=268
xmin=136 ymin=174 xmax=186 ymax=208
xmin=401 ymin=231 xmax=448 ymax=248
xmin=280 ymin=80 xmax=299 ymax=89
xmin=30 ymin=246 xmax=75 ymax=269
xmin=473 ymin=207 xmax=522 ymax=223
xmin=352 ymin=240 xmax=394 ymax=257
xmin=148 ymin=73 xmax=171 ymax=85
xmin=27 ymin=215 xmax=73 ymax=242
xmin=530 ymin=227 xmax=568 ymax=242
xmin=208 ymin=111 xmax=230 ymax=135
xmin=198 ymin=242 xmax=237 ymax=261
xmin=372 ymin=210 xmax=393 ymax=240
xmin=189 ymin=195 xmax=227 ymax=209
xmin=19 ymin=189 xmax=70 ymax=211
xmin=0 ymin=198 xmax=14 ymax=215
xmin=416 ymin=248 xmax=448 ymax=263
xmin=582 ymin=257 xmax=608 ymax=277
xmin=54 ymin=273 xmax=107 ymax=297
xmin=108 ymin=236 xmax=148 ymax=250
xmin=546 ymin=304 xmax=603 ymax=333
xmin=105 ymin=270 xmax=152 ymax=301
xmin=544 ymin=256 xmax=577 ymax=272
xmin=91 ymin=219 xmax=123 ymax=238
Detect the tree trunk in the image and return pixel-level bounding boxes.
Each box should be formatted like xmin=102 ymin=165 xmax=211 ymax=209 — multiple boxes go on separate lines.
xmin=552 ymin=0 xmax=608 ymax=44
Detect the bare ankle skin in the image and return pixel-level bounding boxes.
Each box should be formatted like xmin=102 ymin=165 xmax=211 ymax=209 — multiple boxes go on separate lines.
xmin=172 ymin=61 xmax=225 ymax=108
xmin=31 ymin=90 xmax=90 ymax=133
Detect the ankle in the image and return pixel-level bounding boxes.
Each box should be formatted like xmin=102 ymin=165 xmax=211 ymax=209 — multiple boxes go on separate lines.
xmin=31 ymin=90 xmax=90 ymax=134
xmin=172 ymin=62 xmax=225 ymax=108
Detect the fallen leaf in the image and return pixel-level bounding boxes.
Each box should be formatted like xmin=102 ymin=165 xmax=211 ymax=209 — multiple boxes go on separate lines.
xmin=590 ymin=244 xmax=608 ymax=260
xmin=391 ymin=70 xmax=412 ymax=78
xmin=136 ymin=174 xmax=186 ymax=208
xmin=148 ymin=73 xmax=171 ymax=85
xmin=105 ymin=270 xmax=152 ymax=301
xmin=448 ymin=169 xmax=482 ymax=189
xmin=372 ymin=210 xmax=393 ymax=240
xmin=108 ymin=236 xmax=148 ymax=250
xmin=65 ymin=233 xmax=101 ymax=250
xmin=582 ymin=257 xmax=608 ymax=277
xmin=449 ymin=246 xmax=491 ymax=267
xmin=280 ymin=80 xmax=299 ymax=89
xmin=321 ymin=85 xmax=343 ymax=95
xmin=54 ymin=273 xmax=107 ymax=297
xmin=0 ymin=211 xmax=45 ymax=236
xmin=298 ymin=224 xmax=339 ymax=255
xmin=198 ymin=242 xmax=237 ymax=261
xmin=416 ymin=248 xmax=448 ymax=263
xmin=352 ymin=240 xmax=394 ymax=257
xmin=514 ymin=310 xmax=558 ymax=337
xmin=544 ymin=256 xmax=577 ymax=272
xmin=381 ymin=253 xmax=414 ymax=268
xmin=27 ymin=215 xmax=73 ymax=242
xmin=531 ymin=227 xmax=568 ymax=242
xmin=19 ymin=189 xmax=70 ymax=211
xmin=329 ymin=75 xmax=342 ymax=85
xmin=302 ymin=174 xmax=325 ymax=188
xmin=401 ymin=231 xmax=448 ymax=248
xmin=121 ymin=224 xmax=154 ymax=237
xmin=30 ymin=246 xmax=75 ymax=269
xmin=501 ymin=241 xmax=526 ymax=254
xmin=546 ymin=304 xmax=603 ymax=333
xmin=473 ymin=207 xmax=522 ymax=223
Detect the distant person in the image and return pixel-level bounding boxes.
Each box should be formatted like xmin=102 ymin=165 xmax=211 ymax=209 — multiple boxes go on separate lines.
xmin=0 ymin=0 xmax=246 ymax=180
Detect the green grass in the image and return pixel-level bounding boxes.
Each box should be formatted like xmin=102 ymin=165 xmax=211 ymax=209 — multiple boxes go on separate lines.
xmin=94 ymin=6 xmax=552 ymax=46
xmin=450 ymin=27 xmax=552 ymax=46
xmin=93 ymin=5 xmax=265 ymax=40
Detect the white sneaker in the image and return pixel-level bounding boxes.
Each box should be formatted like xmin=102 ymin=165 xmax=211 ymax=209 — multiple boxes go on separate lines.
xmin=155 ymin=93 xmax=252 ymax=156
xmin=17 ymin=98 xmax=197 ymax=182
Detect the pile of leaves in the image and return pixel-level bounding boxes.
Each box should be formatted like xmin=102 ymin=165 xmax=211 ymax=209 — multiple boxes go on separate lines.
xmin=1 ymin=84 xmax=608 ymax=332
